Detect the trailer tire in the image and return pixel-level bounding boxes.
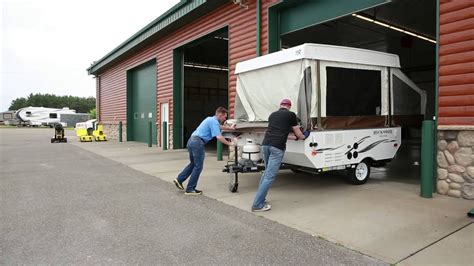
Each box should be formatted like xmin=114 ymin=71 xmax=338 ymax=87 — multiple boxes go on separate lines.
xmin=348 ymin=160 xmax=370 ymax=185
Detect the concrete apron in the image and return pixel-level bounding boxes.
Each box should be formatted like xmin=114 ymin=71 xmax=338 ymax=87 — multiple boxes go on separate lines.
xmin=72 ymin=139 xmax=473 ymax=264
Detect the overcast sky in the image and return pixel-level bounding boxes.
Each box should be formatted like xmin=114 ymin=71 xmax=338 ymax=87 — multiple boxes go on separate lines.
xmin=0 ymin=0 xmax=179 ymax=111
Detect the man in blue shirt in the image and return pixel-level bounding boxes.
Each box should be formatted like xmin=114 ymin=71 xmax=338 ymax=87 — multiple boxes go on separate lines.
xmin=174 ymin=107 xmax=234 ymax=195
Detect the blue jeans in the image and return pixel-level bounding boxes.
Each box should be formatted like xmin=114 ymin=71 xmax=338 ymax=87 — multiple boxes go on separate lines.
xmin=177 ymin=137 xmax=205 ymax=192
xmin=252 ymin=145 xmax=285 ymax=209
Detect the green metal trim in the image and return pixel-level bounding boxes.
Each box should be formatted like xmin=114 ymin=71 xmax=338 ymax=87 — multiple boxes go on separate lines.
xmin=118 ymin=121 xmax=123 ymax=142
xmin=148 ymin=121 xmax=152 ymax=147
xmin=421 ymin=120 xmax=434 ymax=198
xmin=126 ymin=71 xmax=133 ymax=141
xmin=279 ymin=0 xmax=390 ymax=35
xmin=88 ymin=0 xmax=207 ymax=75
xmin=256 ymin=0 xmax=261 ymax=56
xmin=217 ymin=141 xmax=223 ymax=161
xmin=433 ymin=0 xmax=440 ymax=192
xmin=163 ymin=121 xmax=168 ymax=150
xmin=173 ymin=49 xmax=184 ymax=149
xmin=268 ymin=0 xmax=390 ymax=53
xmin=267 ymin=6 xmax=280 ymax=53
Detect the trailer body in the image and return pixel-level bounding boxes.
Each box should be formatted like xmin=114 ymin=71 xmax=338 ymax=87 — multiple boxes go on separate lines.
xmin=223 ymin=44 xmax=426 ymax=191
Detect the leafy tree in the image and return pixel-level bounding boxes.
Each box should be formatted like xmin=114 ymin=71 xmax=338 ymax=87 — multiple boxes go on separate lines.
xmin=8 ymin=93 xmax=96 ymax=113
xmin=89 ymin=108 xmax=97 ymax=119
xmin=9 ymin=97 xmax=29 ymax=111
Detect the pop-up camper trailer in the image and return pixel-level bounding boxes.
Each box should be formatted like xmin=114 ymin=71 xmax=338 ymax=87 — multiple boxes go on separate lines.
xmin=223 ymin=44 xmax=426 ymax=192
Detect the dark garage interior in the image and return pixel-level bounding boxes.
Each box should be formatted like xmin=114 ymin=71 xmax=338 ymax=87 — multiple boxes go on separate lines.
xmin=281 ymin=0 xmax=436 ymax=183
xmin=182 ymin=29 xmax=229 ymax=146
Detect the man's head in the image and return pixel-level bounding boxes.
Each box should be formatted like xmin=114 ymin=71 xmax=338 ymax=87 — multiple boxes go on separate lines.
xmin=280 ymin=99 xmax=292 ymax=110
xmin=215 ymin=107 xmax=228 ymax=123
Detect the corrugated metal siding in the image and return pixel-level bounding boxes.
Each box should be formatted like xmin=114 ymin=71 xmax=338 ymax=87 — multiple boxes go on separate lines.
xmin=98 ymin=0 xmax=278 ymax=125
xmin=90 ymin=0 xmax=207 ymax=74
xmin=438 ymin=0 xmax=474 ymax=126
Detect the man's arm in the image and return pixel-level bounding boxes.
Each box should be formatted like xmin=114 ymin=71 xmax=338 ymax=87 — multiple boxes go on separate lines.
xmin=292 ymin=126 xmax=306 ymax=140
xmin=220 ymin=124 xmax=236 ymax=131
xmin=216 ymin=135 xmax=233 ymax=146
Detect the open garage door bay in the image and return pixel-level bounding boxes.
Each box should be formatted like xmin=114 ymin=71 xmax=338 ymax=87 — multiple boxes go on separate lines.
xmin=271 ymin=0 xmax=437 ymax=184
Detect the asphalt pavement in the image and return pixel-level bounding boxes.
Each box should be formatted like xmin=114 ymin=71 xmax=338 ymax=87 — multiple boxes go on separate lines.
xmin=0 ymin=128 xmax=385 ymax=265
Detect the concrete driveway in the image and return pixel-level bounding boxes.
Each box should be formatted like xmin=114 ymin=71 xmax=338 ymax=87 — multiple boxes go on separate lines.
xmin=0 ymin=128 xmax=383 ymax=264
xmin=69 ymin=132 xmax=473 ymax=265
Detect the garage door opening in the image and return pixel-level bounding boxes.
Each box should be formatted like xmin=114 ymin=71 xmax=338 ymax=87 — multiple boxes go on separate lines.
xmin=280 ymin=0 xmax=436 ymax=183
xmin=182 ymin=28 xmax=229 ymax=149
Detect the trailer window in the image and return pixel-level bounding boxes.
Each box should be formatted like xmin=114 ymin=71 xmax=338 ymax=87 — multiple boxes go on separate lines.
xmin=392 ymin=75 xmax=421 ymax=115
xmin=49 ymin=113 xmax=58 ymax=118
xmin=326 ymin=67 xmax=381 ymax=116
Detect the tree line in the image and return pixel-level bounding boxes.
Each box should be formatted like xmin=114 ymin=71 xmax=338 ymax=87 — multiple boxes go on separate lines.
xmin=9 ymin=93 xmax=96 ymax=114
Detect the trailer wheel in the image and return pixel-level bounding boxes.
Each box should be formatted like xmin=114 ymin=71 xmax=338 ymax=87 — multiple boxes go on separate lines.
xmin=229 ymin=173 xmax=239 ymax=193
xmin=348 ymin=160 xmax=370 ymax=185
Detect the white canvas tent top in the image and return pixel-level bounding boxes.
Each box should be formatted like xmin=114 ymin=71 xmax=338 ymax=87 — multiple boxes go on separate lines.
xmin=235 ymin=43 xmax=401 ymax=74
xmin=234 ymin=43 xmax=425 ymax=130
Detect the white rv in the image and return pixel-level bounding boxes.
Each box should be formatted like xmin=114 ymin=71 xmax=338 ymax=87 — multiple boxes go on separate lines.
xmin=15 ymin=107 xmax=76 ymax=127
xmin=223 ymin=44 xmax=426 ymax=191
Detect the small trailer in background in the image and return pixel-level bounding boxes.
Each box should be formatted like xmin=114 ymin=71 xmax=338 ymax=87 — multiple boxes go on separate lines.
xmin=223 ymin=43 xmax=426 ymax=192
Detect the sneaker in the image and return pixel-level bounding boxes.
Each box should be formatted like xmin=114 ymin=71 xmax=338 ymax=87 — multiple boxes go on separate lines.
xmin=173 ymin=179 xmax=184 ymax=190
xmin=184 ymin=189 xmax=202 ymax=195
xmin=251 ymin=204 xmax=272 ymax=212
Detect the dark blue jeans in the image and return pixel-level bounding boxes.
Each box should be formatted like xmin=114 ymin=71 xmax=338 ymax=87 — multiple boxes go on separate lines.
xmin=177 ymin=137 xmax=205 ymax=192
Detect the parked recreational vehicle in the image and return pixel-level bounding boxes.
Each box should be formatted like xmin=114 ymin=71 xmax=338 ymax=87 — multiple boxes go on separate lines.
xmin=223 ymin=44 xmax=426 ymax=192
xmin=15 ymin=107 xmax=76 ymax=127
xmin=0 ymin=111 xmax=16 ymax=125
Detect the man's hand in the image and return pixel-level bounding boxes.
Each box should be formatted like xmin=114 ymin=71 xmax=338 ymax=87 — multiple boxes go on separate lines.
xmin=292 ymin=126 xmax=306 ymax=140
xmin=217 ymin=135 xmax=234 ymax=146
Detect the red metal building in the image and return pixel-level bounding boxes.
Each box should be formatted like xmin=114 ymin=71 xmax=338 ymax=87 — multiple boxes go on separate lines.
xmin=88 ymin=0 xmax=474 ymax=199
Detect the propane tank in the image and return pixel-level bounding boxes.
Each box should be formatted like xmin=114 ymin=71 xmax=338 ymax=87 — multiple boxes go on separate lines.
xmin=242 ymin=139 xmax=261 ymax=162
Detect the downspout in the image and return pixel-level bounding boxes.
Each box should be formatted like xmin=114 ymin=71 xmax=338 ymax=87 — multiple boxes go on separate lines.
xmin=433 ymin=0 xmax=440 ymax=192
xmin=96 ymin=75 xmax=100 ymax=123
xmin=256 ymin=0 xmax=261 ymax=56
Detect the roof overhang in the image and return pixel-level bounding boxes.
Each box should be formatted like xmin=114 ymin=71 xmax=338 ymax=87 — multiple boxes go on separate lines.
xmin=87 ymin=0 xmax=226 ymax=75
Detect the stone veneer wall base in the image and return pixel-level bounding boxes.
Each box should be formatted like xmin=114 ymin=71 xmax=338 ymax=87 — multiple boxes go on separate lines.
xmin=103 ymin=123 xmax=126 ymax=142
xmin=437 ymin=129 xmax=474 ymax=200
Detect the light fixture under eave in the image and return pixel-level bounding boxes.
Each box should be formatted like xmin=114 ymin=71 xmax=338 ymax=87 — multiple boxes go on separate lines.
xmin=184 ymin=63 xmax=229 ymax=71
xmin=214 ymin=36 xmax=229 ymax=41
xmin=352 ymin=13 xmax=437 ymax=44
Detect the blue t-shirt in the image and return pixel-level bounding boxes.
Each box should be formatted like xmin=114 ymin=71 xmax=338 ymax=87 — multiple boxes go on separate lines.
xmin=191 ymin=116 xmax=221 ymax=143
